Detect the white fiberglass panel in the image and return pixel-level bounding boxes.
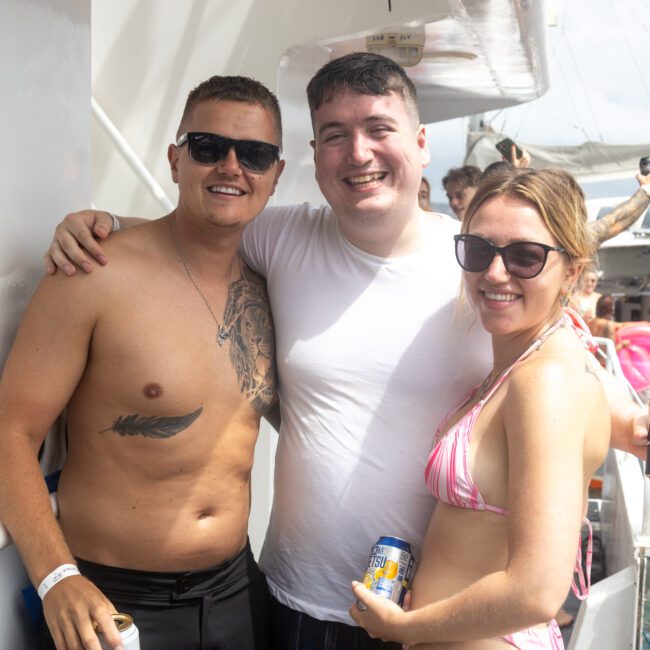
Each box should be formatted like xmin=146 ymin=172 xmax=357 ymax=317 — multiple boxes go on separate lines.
xmin=0 ymin=2 xmax=90 ymax=649
xmin=0 ymin=0 xmax=91 ymax=368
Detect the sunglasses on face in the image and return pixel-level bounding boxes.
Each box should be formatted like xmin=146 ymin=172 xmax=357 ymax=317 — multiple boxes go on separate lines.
xmin=176 ymin=132 xmax=280 ymax=172
xmin=454 ymin=234 xmax=566 ymax=279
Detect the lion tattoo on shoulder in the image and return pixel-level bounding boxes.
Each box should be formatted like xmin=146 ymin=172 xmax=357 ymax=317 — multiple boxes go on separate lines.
xmin=223 ymin=264 xmax=278 ymax=414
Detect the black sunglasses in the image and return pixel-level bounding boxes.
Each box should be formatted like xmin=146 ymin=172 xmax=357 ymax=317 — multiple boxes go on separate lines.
xmin=176 ymin=132 xmax=280 ymax=172
xmin=454 ymin=234 xmax=566 ymax=279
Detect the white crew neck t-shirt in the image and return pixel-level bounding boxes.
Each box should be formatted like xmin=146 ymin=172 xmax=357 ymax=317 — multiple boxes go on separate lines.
xmin=241 ymin=203 xmax=491 ymax=623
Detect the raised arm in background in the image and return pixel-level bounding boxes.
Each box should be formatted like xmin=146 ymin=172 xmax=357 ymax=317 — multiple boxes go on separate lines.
xmin=588 ymin=173 xmax=650 ymax=245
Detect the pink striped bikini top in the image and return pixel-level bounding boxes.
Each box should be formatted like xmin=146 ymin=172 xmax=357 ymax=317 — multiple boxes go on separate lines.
xmin=424 ymin=314 xmax=569 ymax=515
xmin=424 ymin=311 xmax=594 ymax=600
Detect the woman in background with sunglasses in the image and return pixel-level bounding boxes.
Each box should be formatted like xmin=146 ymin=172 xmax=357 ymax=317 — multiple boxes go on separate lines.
xmin=351 ymin=168 xmax=610 ymax=649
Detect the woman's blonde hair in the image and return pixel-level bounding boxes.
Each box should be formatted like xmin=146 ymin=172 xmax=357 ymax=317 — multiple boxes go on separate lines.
xmin=462 ymin=168 xmax=594 ymax=266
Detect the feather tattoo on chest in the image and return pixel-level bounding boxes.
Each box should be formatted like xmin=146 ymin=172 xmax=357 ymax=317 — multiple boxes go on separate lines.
xmin=100 ymin=407 xmax=203 ymax=439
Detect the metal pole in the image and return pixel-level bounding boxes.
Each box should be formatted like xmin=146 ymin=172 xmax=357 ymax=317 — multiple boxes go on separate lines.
xmin=639 ymin=392 xmax=650 ymax=542
xmin=91 ymin=97 xmax=174 ymax=212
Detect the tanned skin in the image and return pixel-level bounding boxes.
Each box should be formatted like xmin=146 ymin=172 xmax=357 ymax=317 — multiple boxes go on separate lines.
xmin=56 ymin=218 xmax=277 ymax=571
xmin=588 ymin=176 xmax=650 ymax=245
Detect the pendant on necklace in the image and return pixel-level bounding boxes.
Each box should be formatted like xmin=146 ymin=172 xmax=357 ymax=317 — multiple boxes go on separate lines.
xmin=217 ymin=327 xmax=230 ymax=346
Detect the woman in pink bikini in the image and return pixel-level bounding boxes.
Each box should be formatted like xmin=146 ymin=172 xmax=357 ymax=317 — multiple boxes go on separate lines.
xmin=351 ymin=168 xmax=611 ymax=649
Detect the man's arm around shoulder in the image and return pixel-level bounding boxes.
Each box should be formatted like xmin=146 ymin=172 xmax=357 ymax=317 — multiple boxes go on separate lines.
xmin=596 ymin=362 xmax=649 ymax=458
xmin=44 ymin=209 xmax=146 ymax=276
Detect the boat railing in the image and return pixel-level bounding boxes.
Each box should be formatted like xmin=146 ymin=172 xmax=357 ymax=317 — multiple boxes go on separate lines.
xmin=568 ymin=336 xmax=649 ymax=649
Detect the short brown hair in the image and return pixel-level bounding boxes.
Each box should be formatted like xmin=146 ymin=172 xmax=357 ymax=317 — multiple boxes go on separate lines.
xmin=179 ymin=75 xmax=282 ymax=144
xmin=442 ymin=166 xmax=482 ymax=190
xmin=306 ymin=52 xmax=419 ymax=127
xmin=596 ymin=294 xmax=615 ymax=318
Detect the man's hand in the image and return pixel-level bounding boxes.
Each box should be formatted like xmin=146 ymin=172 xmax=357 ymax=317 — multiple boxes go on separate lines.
xmin=612 ymin=405 xmax=649 ymax=460
xmin=511 ymin=145 xmax=531 ymax=169
xmin=42 ymin=575 xmax=123 ymax=650
xmin=43 ymin=210 xmax=115 ymax=276
xmin=349 ymin=581 xmax=410 ymax=644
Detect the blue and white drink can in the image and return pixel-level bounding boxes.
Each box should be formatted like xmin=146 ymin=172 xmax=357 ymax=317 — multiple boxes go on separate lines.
xmin=100 ymin=613 xmax=140 ymax=650
xmin=362 ymin=536 xmax=415 ymax=606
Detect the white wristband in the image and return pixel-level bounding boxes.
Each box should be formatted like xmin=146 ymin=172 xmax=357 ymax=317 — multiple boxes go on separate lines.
xmin=640 ymin=184 xmax=650 ymax=198
xmin=37 ymin=563 xmax=80 ymax=600
xmin=107 ymin=211 xmax=121 ymax=232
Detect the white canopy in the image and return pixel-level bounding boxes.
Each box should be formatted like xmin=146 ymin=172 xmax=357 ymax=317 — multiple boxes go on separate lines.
xmin=465 ymin=128 xmax=649 ymax=182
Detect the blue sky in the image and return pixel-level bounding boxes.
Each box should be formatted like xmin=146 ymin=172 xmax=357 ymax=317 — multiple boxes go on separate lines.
xmin=425 ymin=0 xmax=650 ymax=206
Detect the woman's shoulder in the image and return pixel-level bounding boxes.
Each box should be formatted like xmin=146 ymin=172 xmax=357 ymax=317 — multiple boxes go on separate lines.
xmin=503 ymin=341 xmax=609 ymax=454
xmin=507 ymin=334 xmax=605 ymax=409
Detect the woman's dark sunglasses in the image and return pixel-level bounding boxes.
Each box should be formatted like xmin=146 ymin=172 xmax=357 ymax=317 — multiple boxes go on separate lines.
xmin=176 ymin=132 xmax=280 ymax=172
xmin=454 ymin=234 xmax=566 ymax=279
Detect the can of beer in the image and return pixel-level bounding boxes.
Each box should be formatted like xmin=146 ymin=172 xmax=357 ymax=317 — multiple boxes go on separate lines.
xmin=362 ymin=536 xmax=415 ymax=606
xmin=99 ymin=613 xmax=140 ymax=650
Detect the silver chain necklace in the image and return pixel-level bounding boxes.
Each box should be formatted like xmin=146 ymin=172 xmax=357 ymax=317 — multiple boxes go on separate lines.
xmin=169 ymin=218 xmax=235 ymax=346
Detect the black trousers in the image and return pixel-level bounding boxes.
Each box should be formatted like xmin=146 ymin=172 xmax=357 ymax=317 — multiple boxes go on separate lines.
xmin=37 ymin=541 xmax=270 ymax=650
xmin=270 ymin=595 xmax=401 ymax=650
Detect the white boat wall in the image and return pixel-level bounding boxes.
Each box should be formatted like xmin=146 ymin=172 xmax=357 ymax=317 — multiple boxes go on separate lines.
xmin=1 ymin=1 xmax=90 ymax=648
xmin=7 ymin=1 xmax=646 ymax=649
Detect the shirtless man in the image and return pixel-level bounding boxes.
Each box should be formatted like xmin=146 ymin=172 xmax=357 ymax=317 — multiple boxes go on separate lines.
xmin=589 ymin=294 xmax=621 ymax=340
xmin=0 ymin=75 xmax=284 ymax=650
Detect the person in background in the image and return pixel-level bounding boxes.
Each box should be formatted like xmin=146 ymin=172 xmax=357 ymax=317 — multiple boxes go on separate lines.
xmin=588 ymin=294 xmax=619 ymax=341
xmin=589 ymin=294 xmax=650 ymax=347
xmin=352 ymin=167 xmax=609 ymax=649
xmin=443 ymin=150 xmax=529 ymax=219
xmin=441 ymin=165 xmax=481 ymax=220
xmin=419 ymin=177 xmax=432 ymax=211
xmin=480 ymin=160 xmax=515 ymax=181
xmin=588 ymin=171 xmax=650 ymax=246
xmin=572 ymin=269 xmax=601 ymax=323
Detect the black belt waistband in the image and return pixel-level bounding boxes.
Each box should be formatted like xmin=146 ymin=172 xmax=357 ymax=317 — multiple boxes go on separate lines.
xmin=76 ymin=540 xmax=261 ymax=603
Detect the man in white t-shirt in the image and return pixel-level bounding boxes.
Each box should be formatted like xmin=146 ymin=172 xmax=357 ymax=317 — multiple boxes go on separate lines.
xmin=239 ymin=55 xmax=491 ymax=649
xmin=43 ymin=53 xmax=648 ymax=650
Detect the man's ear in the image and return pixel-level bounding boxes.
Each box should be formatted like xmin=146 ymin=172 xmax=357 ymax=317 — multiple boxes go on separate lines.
xmin=311 ymin=140 xmax=319 ymax=185
xmin=417 ymin=124 xmax=431 ymax=168
xmin=270 ymin=159 xmax=286 ymax=196
xmin=168 ymin=144 xmax=180 ymax=184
